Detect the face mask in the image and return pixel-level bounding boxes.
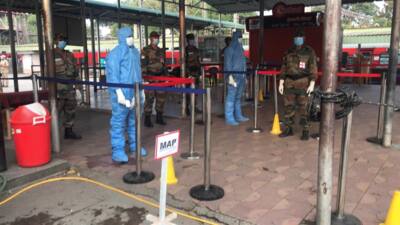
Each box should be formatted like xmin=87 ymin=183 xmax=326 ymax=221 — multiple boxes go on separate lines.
xmin=294 ymin=37 xmax=304 ymax=46
xmin=188 ymin=40 xmax=195 ymax=46
xmin=238 ymin=38 xmax=243 ymax=44
xmin=58 ymin=41 xmax=67 ymax=49
xmin=152 ymin=39 xmax=159 ymax=46
xmin=126 ymin=37 xmax=134 ymax=46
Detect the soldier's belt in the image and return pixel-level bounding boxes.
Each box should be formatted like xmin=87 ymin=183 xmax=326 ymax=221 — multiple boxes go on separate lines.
xmin=286 ymin=74 xmax=310 ymax=80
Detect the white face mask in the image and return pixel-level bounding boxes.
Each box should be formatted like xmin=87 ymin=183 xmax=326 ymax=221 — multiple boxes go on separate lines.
xmin=126 ymin=37 xmax=134 ymax=46
xmin=152 ymin=39 xmax=159 ymax=46
xmin=238 ymin=38 xmax=243 ymax=44
xmin=188 ymin=40 xmax=195 ymax=46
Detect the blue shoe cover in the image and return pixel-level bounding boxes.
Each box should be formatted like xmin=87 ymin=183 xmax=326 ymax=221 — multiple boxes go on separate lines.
xmin=225 ymin=118 xmax=239 ymax=126
xmin=112 ymin=151 xmax=128 ymax=163
xmin=130 ymin=147 xmax=148 ymax=157
xmin=236 ymin=115 xmax=249 ymax=122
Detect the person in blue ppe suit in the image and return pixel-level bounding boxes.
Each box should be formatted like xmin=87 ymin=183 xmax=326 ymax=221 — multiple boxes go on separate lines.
xmin=106 ymin=27 xmax=147 ymax=164
xmin=224 ymin=31 xmax=249 ymax=126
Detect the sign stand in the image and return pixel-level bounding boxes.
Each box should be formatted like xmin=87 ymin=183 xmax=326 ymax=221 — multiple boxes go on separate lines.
xmin=146 ymin=131 xmax=180 ymax=225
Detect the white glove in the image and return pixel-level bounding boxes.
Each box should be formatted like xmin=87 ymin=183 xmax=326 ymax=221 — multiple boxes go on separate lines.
xmin=306 ymin=80 xmax=316 ymax=95
xmin=125 ymin=99 xmax=132 ymax=108
xmin=278 ymin=80 xmax=285 ymax=95
xmin=228 ymin=75 xmax=237 ymax=87
xmin=116 ymin=89 xmax=127 ymax=105
xmin=141 ymin=90 xmax=145 ymax=104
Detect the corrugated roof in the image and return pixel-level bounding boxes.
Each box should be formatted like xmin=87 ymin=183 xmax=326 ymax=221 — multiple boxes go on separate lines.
xmin=203 ymin=0 xmax=381 ymax=14
xmin=343 ymin=27 xmax=391 ymax=45
xmin=0 ymin=0 xmax=244 ymax=30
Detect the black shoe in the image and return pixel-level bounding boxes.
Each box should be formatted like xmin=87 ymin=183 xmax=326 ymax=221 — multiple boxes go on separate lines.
xmin=279 ymin=127 xmax=293 ymax=138
xmin=156 ymin=112 xmax=167 ymax=125
xmin=64 ymin=128 xmax=82 ymax=140
xmin=301 ymin=130 xmax=310 ymax=141
xmin=186 ymin=106 xmax=191 ymax=116
xmin=144 ymin=115 xmax=153 ymax=128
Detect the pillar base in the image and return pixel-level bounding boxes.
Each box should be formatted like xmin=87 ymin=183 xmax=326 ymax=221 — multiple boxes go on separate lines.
xmin=366 ymin=137 xmax=382 ymax=145
xmin=331 ymin=213 xmax=362 ymax=225
xmin=123 ymin=171 xmax=155 ymax=184
xmin=190 ymin=184 xmax=224 ymax=201
xmin=181 ymin=152 xmax=201 ymax=160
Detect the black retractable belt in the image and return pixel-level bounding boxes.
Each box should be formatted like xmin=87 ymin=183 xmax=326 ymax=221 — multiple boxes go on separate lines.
xmin=308 ymin=88 xmax=361 ymax=122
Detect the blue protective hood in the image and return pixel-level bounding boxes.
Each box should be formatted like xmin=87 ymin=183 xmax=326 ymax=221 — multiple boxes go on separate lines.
xmin=118 ymin=27 xmax=133 ymax=45
xmin=231 ymin=31 xmax=242 ymax=47
xmin=224 ymin=30 xmax=246 ymax=74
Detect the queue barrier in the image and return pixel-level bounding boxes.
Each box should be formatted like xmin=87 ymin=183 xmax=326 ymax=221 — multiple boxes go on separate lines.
xmin=29 ymin=74 xmax=224 ymax=201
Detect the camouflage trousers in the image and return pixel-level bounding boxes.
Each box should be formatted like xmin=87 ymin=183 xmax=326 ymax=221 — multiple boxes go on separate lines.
xmin=57 ymin=89 xmax=77 ymax=128
xmin=144 ymin=91 xmax=166 ymax=115
xmin=283 ymin=78 xmax=310 ymax=130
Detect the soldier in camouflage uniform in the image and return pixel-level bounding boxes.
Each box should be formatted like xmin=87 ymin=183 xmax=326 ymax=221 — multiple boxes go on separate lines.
xmin=185 ymin=33 xmax=201 ymax=115
xmin=142 ymin=31 xmax=167 ymax=127
xmin=54 ymin=33 xmax=82 ymax=139
xmin=279 ymin=29 xmax=317 ymax=140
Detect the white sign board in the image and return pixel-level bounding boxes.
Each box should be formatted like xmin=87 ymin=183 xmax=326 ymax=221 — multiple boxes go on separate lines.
xmin=155 ymin=130 xmax=180 ymax=160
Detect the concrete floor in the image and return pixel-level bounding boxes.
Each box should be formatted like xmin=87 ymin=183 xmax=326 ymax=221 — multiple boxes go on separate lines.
xmin=1 ymin=83 xmax=400 ymax=225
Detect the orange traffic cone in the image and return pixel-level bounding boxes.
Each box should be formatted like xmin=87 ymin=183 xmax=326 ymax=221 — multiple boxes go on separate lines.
xmin=166 ymin=156 xmax=178 ymax=185
xmin=270 ymin=113 xmax=282 ymax=135
xmin=381 ymin=191 xmax=400 ymax=225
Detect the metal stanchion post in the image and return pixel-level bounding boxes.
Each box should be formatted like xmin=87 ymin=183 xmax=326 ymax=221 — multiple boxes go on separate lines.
xmin=246 ymin=70 xmax=254 ymax=102
xmin=247 ymin=70 xmax=263 ymax=133
xmin=331 ymin=110 xmax=362 ymax=225
xmin=190 ymin=88 xmax=224 ymax=201
xmin=181 ymin=82 xmax=201 ymax=160
xmin=32 ymin=74 xmax=39 ymax=103
xmin=123 ymin=83 xmax=155 ymax=184
xmin=0 ymin=102 xmax=6 ymax=172
xmin=196 ymin=67 xmax=206 ymax=125
xmin=273 ymin=75 xmax=278 ymax=114
xmin=217 ymin=71 xmax=226 ymax=118
xmin=367 ymin=72 xmax=386 ymax=145
xmin=263 ymin=75 xmax=267 ymax=98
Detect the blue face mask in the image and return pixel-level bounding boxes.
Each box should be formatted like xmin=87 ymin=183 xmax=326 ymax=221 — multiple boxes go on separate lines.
xmin=294 ymin=37 xmax=304 ymax=46
xmin=58 ymin=40 xmax=67 ymax=49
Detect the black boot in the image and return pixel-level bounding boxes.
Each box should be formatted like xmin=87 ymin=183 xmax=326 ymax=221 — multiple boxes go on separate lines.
xmin=279 ymin=127 xmax=293 ymax=138
xmin=301 ymin=130 xmax=309 ymax=141
xmin=64 ymin=128 xmax=82 ymax=140
xmin=156 ymin=112 xmax=166 ymax=125
xmin=186 ymin=105 xmax=191 ymax=116
xmin=144 ymin=115 xmax=153 ymax=128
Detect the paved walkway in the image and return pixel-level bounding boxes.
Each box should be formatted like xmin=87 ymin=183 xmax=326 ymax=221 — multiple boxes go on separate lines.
xmin=0 ymin=179 xmax=203 ymax=225
xmin=2 ymin=84 xmax=400 ymax=225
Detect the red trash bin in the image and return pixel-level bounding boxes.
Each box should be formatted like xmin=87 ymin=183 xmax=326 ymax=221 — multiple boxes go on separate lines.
xmin=10 ymin=103 xmax=51 ymax=167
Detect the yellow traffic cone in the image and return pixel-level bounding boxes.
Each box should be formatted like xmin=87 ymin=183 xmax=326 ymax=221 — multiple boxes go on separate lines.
xmin=166 ymin=156 xmax=178 ymax=185
xmin=381 ymin=191 xmax=400 ymax=225
xmin=270 ymin=113 xmax=282 ymax=135
xmin=258 ymin=89 xmax=264 ymax=102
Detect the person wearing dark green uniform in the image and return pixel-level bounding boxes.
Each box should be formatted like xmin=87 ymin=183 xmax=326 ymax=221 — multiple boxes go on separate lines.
xmin=279 ymin=29 xmax=317 ymax=140
xmin=142 ymin=31 xmax=167 ymax=127
xmin=185 ymin=33 xmax=201 ymax=115
xmin=54 ymin=33 xmax=82 ymax=139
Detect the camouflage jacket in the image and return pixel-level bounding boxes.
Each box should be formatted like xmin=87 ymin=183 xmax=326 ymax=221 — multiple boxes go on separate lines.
xmin=280 ymin=45 xmax=317 ymax=81
xmin=54 ymin=48 xmax=79 ymax=91
xmin=141 ymin=45 xmax=164 ymax=74
xmin=54 ymin=48 xmax=78 ymax=79
xmin=185 ymin=45 xmax=201 ymax=68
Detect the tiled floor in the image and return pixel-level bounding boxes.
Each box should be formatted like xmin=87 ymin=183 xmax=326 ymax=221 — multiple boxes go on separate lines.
xmin=54 ymin=84 xmax=400 ymax=225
